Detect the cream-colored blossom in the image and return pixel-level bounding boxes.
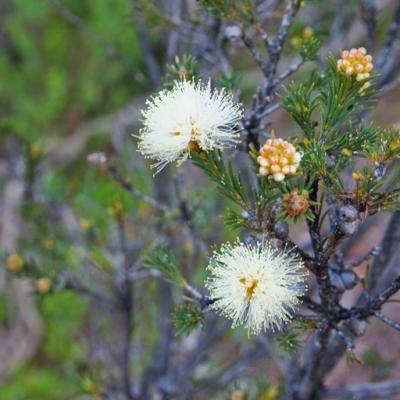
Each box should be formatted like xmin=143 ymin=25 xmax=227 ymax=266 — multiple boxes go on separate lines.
xmin=138 ymin=80 xmax=243 ymax=173
xmin=206 ymin=240 xmax=307 ymax=335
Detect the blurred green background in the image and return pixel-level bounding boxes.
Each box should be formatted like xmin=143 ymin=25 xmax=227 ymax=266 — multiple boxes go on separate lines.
xmin=1 ymin=1 xmax=148 ymax=398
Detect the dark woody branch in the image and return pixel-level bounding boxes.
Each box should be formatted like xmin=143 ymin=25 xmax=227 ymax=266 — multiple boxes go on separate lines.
xmin=325 ymin=378 xmax=400 ymax=399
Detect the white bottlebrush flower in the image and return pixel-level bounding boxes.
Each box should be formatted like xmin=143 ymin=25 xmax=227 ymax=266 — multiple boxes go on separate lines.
xmin=206 ymin=240 xmax=307 ymax=335
xmin=137 ymin=79 xmax=243 ymax=172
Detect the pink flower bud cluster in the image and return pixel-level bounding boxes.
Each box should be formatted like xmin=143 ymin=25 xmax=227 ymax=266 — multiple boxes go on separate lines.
xmin=257 ymin=138 xmax=301 ymax=182
xmin=337 ymin=47 xmax=373 ymax=81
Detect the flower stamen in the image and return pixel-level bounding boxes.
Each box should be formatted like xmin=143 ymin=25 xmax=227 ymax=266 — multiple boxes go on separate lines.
xmin=240 ymin=277 xmax=259 ymax=299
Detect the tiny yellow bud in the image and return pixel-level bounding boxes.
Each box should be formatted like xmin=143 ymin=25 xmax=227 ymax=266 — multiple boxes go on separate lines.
xmin=182 ymin=242 xmax=193 ymax=256
xmin=36 ymin=277 xmax=52 ymax=294
xmin=352 ymin=171 xmax=364 ymax=181
xmin=370 ymin=153 xmax=380 ymax=163
xmin=230 ymin=390 xmax=245 ymax=400
xmin=260 ymin=385 xmax=279 ymax=400
xmin=30 ymin=144 xmax=41 ymax=160
xmin=42 ymin=239 xmax=54 ymax=251
xmin=7 ymin=254 xmax=24 ymax=273
xmin=107 ymin=200 xmax=124 ymax=219
xmin=389 ymin=139 xmax=400 ymax=152
xmin=302 ymin=26 xmax=314 ymax=40
xmin=82 ymin=378 xmax=103 ymax=396
xmin=79 ymin=218 xmax=92 ymax=232
xmin=341 ymin=148 xmax=352 ymax=157
xmin=290 ymin=37 xmax=302 ymax=49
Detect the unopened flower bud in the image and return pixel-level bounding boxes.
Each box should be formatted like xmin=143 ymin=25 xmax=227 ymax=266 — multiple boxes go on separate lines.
xmin=258 ymin=137 xmax=301 ymax=181
xmin=352 ymin=171 xmax=363 ymax=181
xmin=302 ymin=26 xmax=314 ymax=40
xmin=341 ymin=148 xmax=352 ymax=157
xmin=282 ymin=189 xmax=310 ymax=217
xmin=36 ymin=277 xmax=52 ymax=294
xmin=7 ymin=254 xmax=24 ymax=273
xmin=337 ymin=47 xmax=373 ymax=81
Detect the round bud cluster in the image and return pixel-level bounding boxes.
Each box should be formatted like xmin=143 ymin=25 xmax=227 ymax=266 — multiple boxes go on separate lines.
xmin=337 ymin=47 xmax=373 ymax=81
xmin=6 ymin=254 xmax=24 ymax=273
xmin=282 ymin=189 xmax=310 ymax=217
xmin=36 ymin=277 xmax=52 ymax=294
xmin=258 ymin=138 xmax=301 ymax=182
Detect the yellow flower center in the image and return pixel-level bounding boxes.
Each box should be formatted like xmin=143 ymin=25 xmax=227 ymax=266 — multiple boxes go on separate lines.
xmin=240 ymin=277 xmax=259 ymax=299
xmin=189 ymin=116 xmax=199 ymax=137
xmin=169 ymin=116 xmax=199 ymax=137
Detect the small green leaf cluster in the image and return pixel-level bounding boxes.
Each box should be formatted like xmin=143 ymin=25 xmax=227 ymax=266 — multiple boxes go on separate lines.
xmin=191 ymin=151 xmax=275 ymax=232
xmin=192 ymin=151 xmax=248 ymax=208
xmin=276 ymin=319 xmax=316 ymax=354
xmin=172 ymin=304 xmax=204 ymax=336
xmin=198 ymin=0 xmax=256 ymax=24
xmin=164 ymin=55 xmax=199 ymax=89
xmin=144 ymin=248 xmax=186 ymax=285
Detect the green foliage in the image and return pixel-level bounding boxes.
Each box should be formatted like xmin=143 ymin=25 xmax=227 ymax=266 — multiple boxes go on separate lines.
xmin=0 ymin=294 xmax=9 ymax=324
xmin=276 ymin=330 xmax=302 ymax=353
xmin=144 ymin=248 xmax=186 ymax=285
xmin=276 ymin=319 xmax=314 ymax=354
xmin=164 ymin=55 xmax=199 ymax=89
xmin=0 ymin=2 xmax=152 ymax=396
xmin=216 ymin=72 xmax=242 ymax=91
xmin=281 ymin=57 xmax=376 ymax=142
xmin=0 ymin=0 xmax=145 ymax=144
xmin=198 ymin=0 xmax=256 ymax=24
xmin=224 ymin=208 xmax=249 ymax=230
xmin=0 ymin=292 xmax=86 ymax=400
xmin=320 ymin=58 xmax=376 ymax=135
xmin=279 ymin=55 xmax=400 ymax=213
xmin=280 ymin=80 xmax=319 ymax=136
xmin=300 ymin=37 xmax=321 ymax=61
xmin=172 ymin=304 xmax=204 ymax=336
xmin=192 ymin=151 xmax=248 ymax=208
xmin=41 ymin=291 xmax=86 ymax=361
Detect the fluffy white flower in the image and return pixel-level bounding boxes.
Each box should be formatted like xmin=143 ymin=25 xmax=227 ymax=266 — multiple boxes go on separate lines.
xmin=138 ymin=79 xmax=243 ymax=172
xmin=206 ymin=240 xmax=307 ymax=335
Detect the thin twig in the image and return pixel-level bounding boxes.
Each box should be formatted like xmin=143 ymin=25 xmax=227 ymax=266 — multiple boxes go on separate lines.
xmin=376 ymin=1 xmax=400 ymax=72
xmin=106 ymin=164 xmax=170 ymax=213
xmin=346 ymin=246 xmax=380 ymax=269
xmin=374 ymin=311 xmax=400 ymax=332
xmin=131 ymin=1 xmax=162 ymax=88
